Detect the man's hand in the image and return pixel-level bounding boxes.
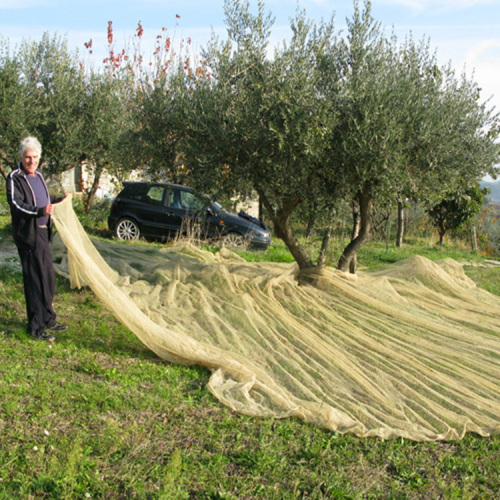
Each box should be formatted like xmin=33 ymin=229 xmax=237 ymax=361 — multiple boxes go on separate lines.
xmin=43 ymin=203 xmax=53 ymax=216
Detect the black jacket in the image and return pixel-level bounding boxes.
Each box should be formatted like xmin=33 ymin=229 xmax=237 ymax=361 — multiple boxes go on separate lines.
xmin=6 ymin=165 xmax=62 ymax=250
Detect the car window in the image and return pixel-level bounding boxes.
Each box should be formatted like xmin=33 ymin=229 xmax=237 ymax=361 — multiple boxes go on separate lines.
xmin=126 ymin=184 xmax=164 ymax=204
xmin=123 ymin=184 xmax=147 ymax=201
xmin=146 ymin=186 xmax=165 ymax=206
xmin=170 ymin=189 xmax=207 ymax=211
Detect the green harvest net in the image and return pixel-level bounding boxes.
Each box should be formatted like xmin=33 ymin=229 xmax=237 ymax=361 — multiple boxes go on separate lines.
xmin=52 ymin=196 xmax=500 ymax=441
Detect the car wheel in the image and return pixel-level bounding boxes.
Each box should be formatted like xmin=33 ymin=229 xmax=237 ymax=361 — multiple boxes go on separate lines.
xmin=116 ymin=218 xmax=140 ymax=241
xmin=222 ymin=232 xmax=246 ymax=249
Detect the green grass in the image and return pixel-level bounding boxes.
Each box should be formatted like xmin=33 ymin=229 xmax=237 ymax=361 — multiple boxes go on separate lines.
xmin=357 ymin=239 xmax=485 ymax=269
xmin=1 ymin=221 xmax=499 ymax=498
xmin=228 ymin=240 xmax=297 ymax=264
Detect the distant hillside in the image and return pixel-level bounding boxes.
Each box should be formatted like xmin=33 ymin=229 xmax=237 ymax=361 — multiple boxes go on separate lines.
xmin=481 ymin=180 xmax=500 ymax=203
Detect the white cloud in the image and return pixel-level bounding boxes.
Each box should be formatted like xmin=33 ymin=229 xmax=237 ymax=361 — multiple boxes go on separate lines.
xmin=380 ymin=0 xmax=500 ymax=14
xmin=465 ymin=39 xmax=500 ymax=62
xmin=463 ymin=39 xmax=500 ymax=108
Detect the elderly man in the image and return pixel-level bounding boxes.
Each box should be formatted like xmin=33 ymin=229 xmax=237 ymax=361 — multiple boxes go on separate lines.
xmin=6 ymin=136 xmax=68 ymax=342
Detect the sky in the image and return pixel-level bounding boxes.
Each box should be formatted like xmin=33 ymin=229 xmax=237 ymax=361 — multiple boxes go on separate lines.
xmin=0 ymin=0 xmax=499 ymax=112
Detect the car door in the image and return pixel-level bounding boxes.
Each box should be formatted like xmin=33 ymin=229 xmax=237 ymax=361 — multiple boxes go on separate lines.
xmin=165 ymin=187 xmax=212 ymax=238
xmin=132 ymin=184 xmax=168 ymax=238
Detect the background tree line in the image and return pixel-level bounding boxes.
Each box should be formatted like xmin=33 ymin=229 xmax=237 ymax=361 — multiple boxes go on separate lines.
xmin=1 ymin=0 xmax=499 ymax=272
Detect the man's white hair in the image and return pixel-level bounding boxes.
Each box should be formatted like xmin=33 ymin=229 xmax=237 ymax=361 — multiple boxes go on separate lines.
xmin=19 ymin=136 xmax=42 ymax=159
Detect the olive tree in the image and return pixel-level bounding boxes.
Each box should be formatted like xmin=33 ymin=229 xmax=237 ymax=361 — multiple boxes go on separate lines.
xmin=71 ymin=22 xmax=139 ymax=210
xmin=324 ymin=2 xmax=413 ymax=272
xmin=0 ymin=38 xmax=40 ymax=176
xmin=110 ymin=20 xmax=191 ymax=184
xmin=16 ymin=33 xmax=87 ymax=174
xmin=427 ymin=183 xmax=488 ymax=246
xmin=139 ymin=0 xmax=499 ymax=274
xmin=326 ymin=1 xmax=500 ymax=272
xmin=175 ymin=0 xmax=340 ymax=270
xmin=76 ymin=70 xmax=133 ymax=210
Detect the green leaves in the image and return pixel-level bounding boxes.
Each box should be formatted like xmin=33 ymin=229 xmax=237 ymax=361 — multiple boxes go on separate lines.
xmin=1 ymin=0 xmax=498 ymax=269
xmin=426 ymin=183 xmax=488 ymax=245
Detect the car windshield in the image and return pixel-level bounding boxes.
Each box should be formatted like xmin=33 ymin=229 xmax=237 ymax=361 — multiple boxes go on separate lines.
xmin=211 ymin=201 xmax=226 ymax=213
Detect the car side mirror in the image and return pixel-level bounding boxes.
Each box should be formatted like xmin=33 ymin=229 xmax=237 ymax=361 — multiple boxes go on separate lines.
xmin=206 ymin=207 xmax=215 ymax=217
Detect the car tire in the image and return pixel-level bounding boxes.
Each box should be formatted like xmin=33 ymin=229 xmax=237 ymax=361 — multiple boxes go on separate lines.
xmin=116 ymin=218 xmax=140 ymax=241
xmin=222 ymin=232 xmax=246 ymax=249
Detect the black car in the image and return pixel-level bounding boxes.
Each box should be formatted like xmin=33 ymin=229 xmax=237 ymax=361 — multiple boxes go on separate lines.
xmin=107 ymin=182 xmax=272 ymax=249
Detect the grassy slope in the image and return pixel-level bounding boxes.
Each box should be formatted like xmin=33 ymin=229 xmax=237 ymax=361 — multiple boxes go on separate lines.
xmin=0 ymin=219 xmax=499 ymax=499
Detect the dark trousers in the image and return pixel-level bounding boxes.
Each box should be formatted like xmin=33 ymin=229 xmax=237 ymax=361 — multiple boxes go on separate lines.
xmin=18 ymin=227 xmax=57 ymax=336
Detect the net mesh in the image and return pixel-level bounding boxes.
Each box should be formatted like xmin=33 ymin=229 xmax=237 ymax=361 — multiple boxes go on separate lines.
xmin=52 ymin=196 xmax=500 ymax=441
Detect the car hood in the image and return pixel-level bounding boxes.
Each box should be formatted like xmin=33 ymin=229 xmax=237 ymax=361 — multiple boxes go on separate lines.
xmin=217 ymin=210 xmax=269 ymax=234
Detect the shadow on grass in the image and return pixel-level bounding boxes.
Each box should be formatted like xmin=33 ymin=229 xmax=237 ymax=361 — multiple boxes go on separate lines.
xmin=6 ymin=274 xmax=158 ymax=361
xmin=0 ymin=316 xmax=28 ymax=339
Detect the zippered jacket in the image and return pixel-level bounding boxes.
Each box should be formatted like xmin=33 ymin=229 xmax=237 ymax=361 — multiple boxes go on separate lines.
xmin=6 ymin=165 xmax=63 ymax=250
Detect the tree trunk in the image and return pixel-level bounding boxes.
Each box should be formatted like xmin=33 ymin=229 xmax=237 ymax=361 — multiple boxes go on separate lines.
xmin=471 ymin=226 xmax=478 ymax=251
xmin=396 ymin=200 xmax=405 ymax=247
xmin=0 ymin=162 xmax=8 ymax=181
xmin=435 ymin=219 xmax=446 ymax=246
xmin=438 ymin=230 xmax=445 ymax=247
xmin=337 ymin=185 xmax=372 ymax=273
xmin=259 ymin=192 xmax=314 ymax=270
xmin=275 ymin=208 xmax=315 ymax=270
xmin=349 ymin=201 xmax=360 ymax=273
xmin=0 ymin=148 xmax=13 ymax=180
xmin=317 ymin=212 xmax=335 ymax=268
xmin=304 ymin=201 xmax=317 ymax=239
xmin=84 ymin=163 xmax=105 ymax=213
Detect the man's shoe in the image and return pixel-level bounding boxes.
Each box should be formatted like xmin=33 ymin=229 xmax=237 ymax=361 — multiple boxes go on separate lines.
xmin=33 ymin=331 xmax=56 ymax=342
xmin=46 ymin=322 xmax=68 ymax=332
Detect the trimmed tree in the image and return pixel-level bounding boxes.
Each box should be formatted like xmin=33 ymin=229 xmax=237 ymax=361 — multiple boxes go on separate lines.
xmin=427 ymin=183 xmax=488 ymax=246
xmin=175 ymin=0 xmax=340 ymax=270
